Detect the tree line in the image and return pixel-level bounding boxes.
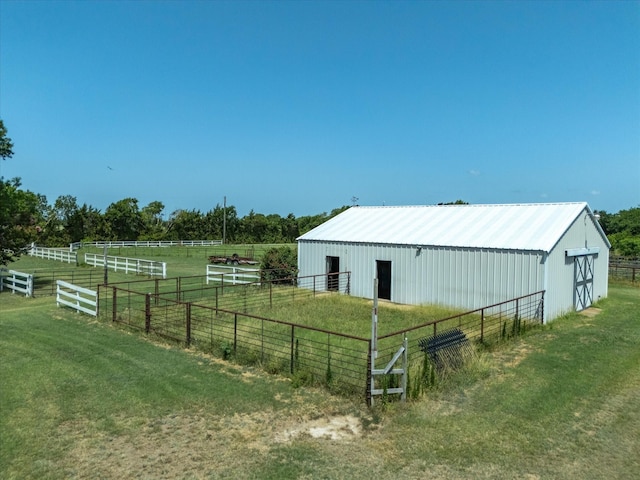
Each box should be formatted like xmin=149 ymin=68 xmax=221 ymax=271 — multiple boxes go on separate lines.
xmin=34 ymin=195 xmax=349 ymax=246
xmin=596 ymin=208 xmax=640 ymax=258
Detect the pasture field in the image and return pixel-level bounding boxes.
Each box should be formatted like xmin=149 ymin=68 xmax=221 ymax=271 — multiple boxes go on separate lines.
xmin=8 ymin=243 xmax=293 ymax=280
xmin=1 ymin=279 xmax=638 ymax=479
xmin=79 ymin=243 xmax=293 ymax=278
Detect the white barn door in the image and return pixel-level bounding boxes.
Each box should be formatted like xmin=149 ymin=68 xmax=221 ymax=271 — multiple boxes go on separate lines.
xmin=574 ymin=255 xmax=595 ymax=311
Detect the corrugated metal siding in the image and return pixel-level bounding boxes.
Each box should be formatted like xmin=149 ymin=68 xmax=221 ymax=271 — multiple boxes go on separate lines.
xmin=299 ymin=240 xmax=544 ymax=311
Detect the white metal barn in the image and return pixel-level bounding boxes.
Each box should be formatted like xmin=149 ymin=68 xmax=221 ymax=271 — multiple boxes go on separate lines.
xmin=297 ymin=202 xmax=610 ymax=323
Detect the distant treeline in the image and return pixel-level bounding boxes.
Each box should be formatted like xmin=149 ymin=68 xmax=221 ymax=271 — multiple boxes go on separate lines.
xmin=30 ymin=195 xmax=350 ymax=246
xmin=595 ymin=207 xmax=640 ymax=257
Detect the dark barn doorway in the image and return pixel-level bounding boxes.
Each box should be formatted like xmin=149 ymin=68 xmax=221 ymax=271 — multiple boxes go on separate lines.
xmin=376 ymin=260 xmax=391 ymax=300
xmin=326 ymin=256 xmax=340 ymax=291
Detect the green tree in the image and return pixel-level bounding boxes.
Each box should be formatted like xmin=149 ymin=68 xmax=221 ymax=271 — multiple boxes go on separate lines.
xmin=103 ymin=198 xmax=144 ymax=240
xmin=238 ymin=210 xmax=282 ymax=243
xmin=596 ymin=206 xmax=640 ymax=257
xmin=0 ymin=120 xmax=43 ymax=265
xmin=165 ymin=209 xmax=205 ymax=240
xmin=0 ymin=120 xmax=13 ymax=161
xmin=0 ymin=178 xmax=43 ymax=265
xmin=281 ymin=213 xmax=299 ymax=242
xmin=260 ymin=245 xmax=298 ymax=284
xmin=140 ymin=200 xmax=166 ymax=240
xmin=40 ymin=195 xmax=79 ymax=246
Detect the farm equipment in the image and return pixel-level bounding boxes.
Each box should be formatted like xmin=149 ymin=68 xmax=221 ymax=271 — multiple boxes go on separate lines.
xmin=208 ymin=253 xmax=258 ymax=265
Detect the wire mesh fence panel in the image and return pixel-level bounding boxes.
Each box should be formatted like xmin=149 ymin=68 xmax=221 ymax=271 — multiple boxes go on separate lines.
xmin=293 ymin=332 xmax=369 ymax=394
xmin=31 ymin=270 xmax=104 ymax=296
xmin=375 ymin=291 xmax=545 ymax=399
xmin=149 ymin=301 xmax=188 ymax=342
xmin=97 ymin=278 xmax=543 ymax=403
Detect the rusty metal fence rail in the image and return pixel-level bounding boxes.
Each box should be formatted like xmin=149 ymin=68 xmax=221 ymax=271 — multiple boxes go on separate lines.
xmin=98 ymin=277 xmax=543 ymax=402
xmin=28 ymin=270 xmax=104 ymax=297
xmin=105 ymin=271 xmax=351 ymax=314
xmin=98 ymin=276 xmax=368 ymax=395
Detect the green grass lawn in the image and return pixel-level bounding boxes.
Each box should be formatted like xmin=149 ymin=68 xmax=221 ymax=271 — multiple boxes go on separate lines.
xmin=8 ymin=243 xmax=293 ymax=280
xmin=1 ymin=281 xmax=638 ymax=479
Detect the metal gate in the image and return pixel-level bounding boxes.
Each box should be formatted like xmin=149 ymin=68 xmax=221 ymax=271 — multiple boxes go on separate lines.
xmin=574 ymin=255 xmax=594 ymax=311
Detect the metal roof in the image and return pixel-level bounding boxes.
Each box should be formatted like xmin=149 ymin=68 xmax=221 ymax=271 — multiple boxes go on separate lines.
xmin=297 ymin=202 xmax=609 ymax=252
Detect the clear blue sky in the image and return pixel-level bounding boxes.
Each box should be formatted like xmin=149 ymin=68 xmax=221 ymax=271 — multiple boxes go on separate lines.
xmin=1 ymin=0 xmax=638 ymax=218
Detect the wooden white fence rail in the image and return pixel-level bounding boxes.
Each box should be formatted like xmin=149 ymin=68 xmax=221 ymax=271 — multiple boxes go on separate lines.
xmin=71 ymin=240 xmax=222 ymax=250
xmin=206 ymin=265 xmax=260 ymax=285
xmin=29 ymin=245 xmax=77 ymax=264
xmin=56 ymin=280 xmax=97 ymax=316
xmin=85 ymin=253 xmax=167 ymax=278
xmin=0 ymin=269 xmax=34 ymax=297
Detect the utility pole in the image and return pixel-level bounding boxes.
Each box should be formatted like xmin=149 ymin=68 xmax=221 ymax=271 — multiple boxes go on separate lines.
xmin=223 ymin=196 xmax=227 ymax=245
xmin=103 ymin=243 xmax=108 ymax=285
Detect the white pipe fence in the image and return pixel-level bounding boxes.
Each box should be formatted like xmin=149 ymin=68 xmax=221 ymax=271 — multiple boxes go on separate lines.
xmin=85 ymin=253 xmax=167 ymax=278
xmin=56 ymin=280 xmax=97 ymax=316
xmin=71 ymin=240 xmax=222 ymax=250
xmin=0 ymin=269 xmax=34 ymax=297
xmin=206 ymin=265 xmax=260 ymax=285
xmin=29 ymin=245 xmax=78 ymax=264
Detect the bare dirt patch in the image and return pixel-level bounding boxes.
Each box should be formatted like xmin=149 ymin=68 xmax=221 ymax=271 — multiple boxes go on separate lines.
xmin=275 ymin=414 xmax=363 ymax=442
xmin=579 ymin=307 xmax=602 ymax=318
xmin=59 ymin=407 xmax=368 ymax=479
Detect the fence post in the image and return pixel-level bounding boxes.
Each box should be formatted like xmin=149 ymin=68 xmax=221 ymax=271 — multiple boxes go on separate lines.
xmin=233 ymin=313 xmax=238 ymax=353
xmin=186 ymin=302 xmax=192 ymax=346
xmin=480 ymin=308 xmax=485 ymax=343
xmin=112 ymin=287 xmax=117 ymax=323
xmin=290 ymin=325 xmax=295 ymax=374
xmin=401 ymin=336 xmax=408 ymax=402
xmin=366 ymin=342 xmax=372 ymax=406
xmin=145 ymin=293 xmax=151 ymax=333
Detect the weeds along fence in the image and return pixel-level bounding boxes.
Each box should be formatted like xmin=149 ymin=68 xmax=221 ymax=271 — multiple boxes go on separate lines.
xmin=98 ymin=272 xmax=367 ymax=395
xmin=373 ymin=291 xmax=545 ymax=401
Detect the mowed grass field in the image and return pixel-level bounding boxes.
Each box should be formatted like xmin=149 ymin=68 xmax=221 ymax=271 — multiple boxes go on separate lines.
xmin=1 ymin=266 xmax=638 ymax=478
